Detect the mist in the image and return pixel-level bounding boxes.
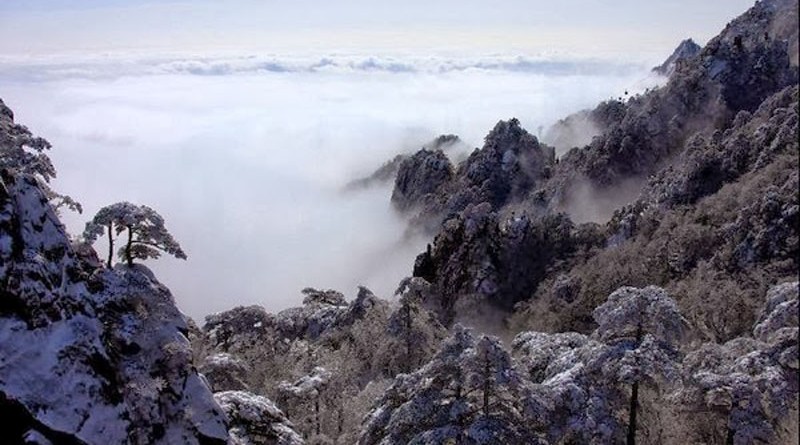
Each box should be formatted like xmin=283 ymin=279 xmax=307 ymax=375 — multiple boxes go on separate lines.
xmin=0 ymin=53 xmax=657 ymax=321
xmin=561 ymin=176 xmax=649 ymax=224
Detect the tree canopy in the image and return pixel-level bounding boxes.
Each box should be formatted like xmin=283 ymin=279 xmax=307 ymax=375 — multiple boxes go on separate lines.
xmin=83 ymin=202 xmax=187 ymax=267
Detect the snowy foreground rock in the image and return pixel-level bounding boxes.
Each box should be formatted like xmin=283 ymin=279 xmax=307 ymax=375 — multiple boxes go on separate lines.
xmin=0 ymin=98 xmax=306 ymax=444
xmin=215 ymin=391 xmax=304 ymax=445
xmin=0 ymin=170 xmax=228 ymax=441
xmin=3 ymin=93 xmax=334 ymax=445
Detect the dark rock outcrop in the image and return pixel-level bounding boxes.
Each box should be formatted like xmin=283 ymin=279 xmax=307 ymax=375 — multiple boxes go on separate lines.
xmin=391 ymin=148 xmax=453 ymax=212
xmin=453 ymin=119 xmax=555 ymax=211
xmin=392 ymin=119 xmax=556 ymax=232
xmin=413 ymin=204 xmax=602 ymax=326
xmin=345 ymin=134 xmax=463 ymax=192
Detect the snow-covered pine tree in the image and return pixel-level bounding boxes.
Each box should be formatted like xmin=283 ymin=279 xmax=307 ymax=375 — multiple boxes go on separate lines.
xmin=83 ymin=202 xmax=187 ymax=267
xmin=592 ymin=286 xmax=686 ymax=445
xmin=277 ymin=367 xmax=332 ymax=439
xmin=359 ymin=325 xmax=544 ymax=445
xmin=384 ymin=277 xmax=446 ymax=374
xmin=0 ymin=99 xmax=81 ymax=213
xmin=678 ymin=282 xmax=799 ymax=444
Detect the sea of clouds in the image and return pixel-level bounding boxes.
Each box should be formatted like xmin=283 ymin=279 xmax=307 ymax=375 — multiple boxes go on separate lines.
xmin=0 ymin=52 xmax=662 ymax=321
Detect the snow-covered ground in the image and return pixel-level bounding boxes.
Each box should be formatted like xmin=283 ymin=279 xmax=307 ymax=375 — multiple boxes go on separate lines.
xmin=0 ymin=53 xmax=659 ymax=320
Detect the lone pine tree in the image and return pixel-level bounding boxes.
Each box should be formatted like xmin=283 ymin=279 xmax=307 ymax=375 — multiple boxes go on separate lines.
xmin=83 ymin=202 xmax=187 ymax=267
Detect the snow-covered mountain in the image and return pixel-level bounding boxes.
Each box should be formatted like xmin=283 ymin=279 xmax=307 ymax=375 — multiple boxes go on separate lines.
xmin=1 ymin=0 xmax=798 ymax=444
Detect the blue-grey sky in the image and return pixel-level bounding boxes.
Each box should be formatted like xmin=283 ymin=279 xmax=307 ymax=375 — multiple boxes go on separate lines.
xmin=0 ymin=0 xmax=755 ymax=57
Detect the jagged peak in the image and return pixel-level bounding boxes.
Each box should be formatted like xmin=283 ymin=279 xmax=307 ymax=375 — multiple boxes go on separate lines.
xmin=653 ymin=38 xmax=702 ymax=76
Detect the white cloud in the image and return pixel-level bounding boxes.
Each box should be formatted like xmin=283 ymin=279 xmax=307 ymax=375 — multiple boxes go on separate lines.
xmin=0 ymin=53 xmax=644 ymax=80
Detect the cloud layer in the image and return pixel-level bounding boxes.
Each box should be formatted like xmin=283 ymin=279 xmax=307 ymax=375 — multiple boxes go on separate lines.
xmin=0 ymin=53 xmax=659 ymax=321
xmin=0 ymin=53 xmax=644 ymax=81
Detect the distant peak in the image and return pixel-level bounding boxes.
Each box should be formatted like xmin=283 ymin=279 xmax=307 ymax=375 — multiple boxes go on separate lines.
xmin=484 ymin=118 xmax=542 ymax=154
xmin=0 ymin=98 xmax=13 ymax=122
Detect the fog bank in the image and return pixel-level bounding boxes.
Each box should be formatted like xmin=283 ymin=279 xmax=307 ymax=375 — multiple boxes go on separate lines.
xmin=0 ymin=54 xmax=658 ymax=321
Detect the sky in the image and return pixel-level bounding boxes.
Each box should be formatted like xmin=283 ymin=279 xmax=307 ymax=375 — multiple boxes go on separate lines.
xmin=0 ymin=0 xmax=755 ymax=58
xmin=0 ymin=1 xmax=757 ymax=321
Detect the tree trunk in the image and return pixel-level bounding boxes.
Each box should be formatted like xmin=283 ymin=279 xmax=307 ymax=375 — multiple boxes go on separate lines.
xmin=106 ymin=224 xmax=113 ymax=268
xmin=125 ymin=226 xmax=133 ymax=266
xmin=483 ymin=358 xmax=491 ymax=417
xmin=403 ymin=303 xmax=412 ymax=372
xmin=627 ymin=323 xmax=644 ymax=445
xmin=726 ymin=421 xmax=735 ymax=445
xmin=315 ymin=396 xmax=321 ymax=436
xmin=626 ymin=380 xmax=639 ymax=445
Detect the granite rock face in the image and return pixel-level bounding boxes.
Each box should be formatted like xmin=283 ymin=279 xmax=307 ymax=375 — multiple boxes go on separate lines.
xmin=392 ymin=118 xmax=556 ymax=232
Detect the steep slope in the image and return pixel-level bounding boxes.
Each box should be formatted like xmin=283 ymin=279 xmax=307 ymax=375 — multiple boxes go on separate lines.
xmin=514 ymin=84 xmax=798 ymax=338
xmin=546 ymin=0 xmax=798 ymax=194
xmin=399 ymin=0 xmax=799 ymax=329
xmin=359 ymin=285 xmax=798 ymax=445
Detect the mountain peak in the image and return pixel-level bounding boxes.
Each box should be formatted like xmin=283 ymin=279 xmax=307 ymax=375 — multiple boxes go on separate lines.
xmin=653 ymin=38 xmax=702 ymax=76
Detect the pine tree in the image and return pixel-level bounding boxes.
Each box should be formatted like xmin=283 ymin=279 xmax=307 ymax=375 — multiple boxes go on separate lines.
xmin=83 ymin=202 xmax=187 ymax=267
xmin=0 ymin=100 xmax=81 ymax=213
xmin=592 ymin=286 xmax=686 ymax=445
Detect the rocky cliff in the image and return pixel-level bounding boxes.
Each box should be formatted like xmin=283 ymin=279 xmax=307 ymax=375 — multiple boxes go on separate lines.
xmin=0 ymin=183 xmax=229 ymax=443
xmin=0 ymin=97 xmax=306 ymax=445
